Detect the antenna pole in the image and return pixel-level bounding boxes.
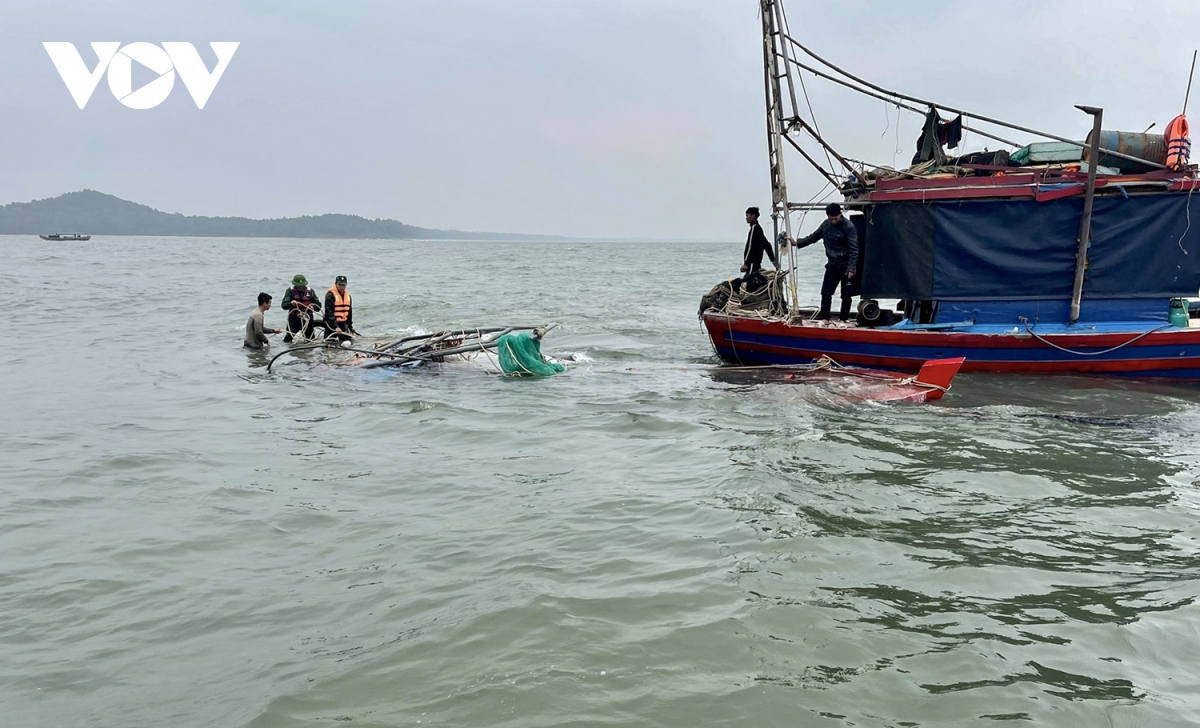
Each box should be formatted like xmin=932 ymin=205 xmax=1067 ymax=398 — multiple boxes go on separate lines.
xmin=1185 ymin=50 xmax=1197 ymax=115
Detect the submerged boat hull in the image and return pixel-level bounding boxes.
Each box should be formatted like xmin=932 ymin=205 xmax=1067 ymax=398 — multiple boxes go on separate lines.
xmin=785 ymin=357 xmax=963 ymax=403
xmin=702 ymin=313 xmax=1200 ymax=380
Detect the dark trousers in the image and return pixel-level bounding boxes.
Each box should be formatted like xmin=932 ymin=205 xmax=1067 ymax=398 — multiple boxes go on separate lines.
xmin=732 ymin=268 xmax=766 ymax=293
xmin=285 ymin=311 xmax=316 ymax=341
xmin=818 ymin=263 xmax=853 ymax=320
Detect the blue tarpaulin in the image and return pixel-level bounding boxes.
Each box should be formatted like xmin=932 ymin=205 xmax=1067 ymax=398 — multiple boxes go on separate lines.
xmin=861 ymin=193 xmax=1200 ymax=300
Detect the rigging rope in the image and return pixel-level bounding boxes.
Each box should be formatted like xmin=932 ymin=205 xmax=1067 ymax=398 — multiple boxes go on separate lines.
xmin=778 ymin=3 xmax=836 ymax=175
xmin=1018 ymin=317 xmax=1173 ymax=356
xmin=782 ymin=32 xmax=1166 ymax=169
xmin=893 ymin=103 xmax=903 ymax=168
xmin=477 ymin=327 xmax=504 ymax=374
xmin=1178 ymin=181 xmax=1197 ymax=254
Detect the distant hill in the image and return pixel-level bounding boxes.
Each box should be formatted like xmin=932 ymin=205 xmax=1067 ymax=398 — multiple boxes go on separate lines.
xmin=0 ymin=190 xmax=565 ymax=240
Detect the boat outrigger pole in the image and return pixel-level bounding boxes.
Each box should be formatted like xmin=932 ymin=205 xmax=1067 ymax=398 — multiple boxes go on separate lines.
xmin=1070 ymin=105 xmax=1104 ymax=325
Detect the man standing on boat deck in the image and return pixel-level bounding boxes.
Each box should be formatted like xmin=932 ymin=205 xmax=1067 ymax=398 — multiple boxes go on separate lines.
xmin=734 ymin=206 xmax=777 ymax=291
xmin=792 ymin=203 xmax=859 ymax=321
xmin=244 ymin=292 xmax=283 ymax=349
xmin=282 ymin=274 xmax=321 ymax=342
xmin=323 ymin=275 xmax=359 ymax=341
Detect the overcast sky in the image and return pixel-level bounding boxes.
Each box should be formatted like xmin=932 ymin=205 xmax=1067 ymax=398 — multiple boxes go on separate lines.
xmin=2 ymin=0 xmax=1198 ymax=238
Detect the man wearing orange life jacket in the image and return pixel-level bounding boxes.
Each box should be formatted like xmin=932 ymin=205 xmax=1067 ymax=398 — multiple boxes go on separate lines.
xmin=323 ymin=275 xmax=359 ymax=340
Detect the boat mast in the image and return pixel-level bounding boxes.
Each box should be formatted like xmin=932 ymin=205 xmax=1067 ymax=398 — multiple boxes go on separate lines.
xmin=760 ymin=0 xmax=798 ymax=311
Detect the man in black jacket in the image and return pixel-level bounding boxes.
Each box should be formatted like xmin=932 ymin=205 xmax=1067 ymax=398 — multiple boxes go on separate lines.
xmin=793 ymin=203 xmax=859 ymax=320
xmin=733 ymin=206 xmax=777 ymax=292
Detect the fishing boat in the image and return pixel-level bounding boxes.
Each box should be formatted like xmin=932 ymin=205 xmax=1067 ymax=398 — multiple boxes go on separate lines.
xmin=40 ymin=232 xmax=90 ymax=241
xmin=701 ymin=0 xmax=1200 ymax=380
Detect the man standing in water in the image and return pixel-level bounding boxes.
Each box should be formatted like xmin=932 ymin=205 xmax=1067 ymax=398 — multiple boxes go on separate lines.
xmin=244 ymin=292 xmax=282 ymax=349
xmin=282 ymin=274 xmax=321 ymax=342
xmin=733 ymin=206 xmax=777 ymax=292
xmin=323 ymin=275 xmax=360 ymax=341
xmin=792 ymin=203 xmax=859 ymax=320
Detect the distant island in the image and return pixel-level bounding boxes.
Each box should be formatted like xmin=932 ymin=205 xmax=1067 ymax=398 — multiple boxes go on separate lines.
xmin=0 ymin=190 xmax=566 ymax=240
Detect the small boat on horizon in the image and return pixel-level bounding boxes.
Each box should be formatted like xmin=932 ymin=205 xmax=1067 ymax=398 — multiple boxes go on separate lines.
xmin=40 ymin=232 xmax=91 ymax=241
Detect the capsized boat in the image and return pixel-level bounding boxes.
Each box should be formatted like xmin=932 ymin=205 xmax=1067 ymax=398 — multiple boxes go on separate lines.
xmin=702 ymin=0 xmax=1200 ymax=380
xmin=712 ymin=356 xmax=964 ymax=404
xmin=40 ymin=232 xmax=90 ymax=241
xmin=266 ymin=325 xmax=562 ymax=373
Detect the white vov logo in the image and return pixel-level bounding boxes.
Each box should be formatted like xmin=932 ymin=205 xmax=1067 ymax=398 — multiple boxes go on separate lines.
xmin=43 ymin=42 xmax=239 ymax=109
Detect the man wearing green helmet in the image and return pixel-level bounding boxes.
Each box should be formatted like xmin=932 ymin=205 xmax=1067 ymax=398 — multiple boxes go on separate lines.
xmin=281 ymin=274 xmax=321 ymax=342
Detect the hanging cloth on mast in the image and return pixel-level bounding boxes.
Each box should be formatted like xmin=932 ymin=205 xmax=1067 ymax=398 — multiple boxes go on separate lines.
xmin=911 ymin=107 xmax=959 ymax=165
xmin=912 ymin=107 xmax=948 ymax=166
xmin=940 ymin=114 xmax=964 ymax=149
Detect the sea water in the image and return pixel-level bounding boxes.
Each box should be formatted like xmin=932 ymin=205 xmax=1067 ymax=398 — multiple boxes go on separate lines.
xmin=3 ymin=236 xmax=1200 ymax=727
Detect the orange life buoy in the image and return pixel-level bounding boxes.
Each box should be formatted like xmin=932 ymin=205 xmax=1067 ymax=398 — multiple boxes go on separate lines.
xmin=1166 ymin=114 xmax=1190 ymax=170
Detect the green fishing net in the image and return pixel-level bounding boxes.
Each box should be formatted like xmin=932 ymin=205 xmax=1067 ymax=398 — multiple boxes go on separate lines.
xmin=496 ymin=332 xmax=565 ymax=377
